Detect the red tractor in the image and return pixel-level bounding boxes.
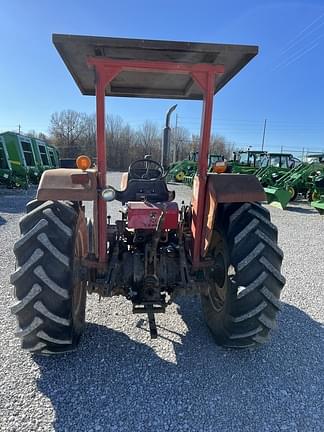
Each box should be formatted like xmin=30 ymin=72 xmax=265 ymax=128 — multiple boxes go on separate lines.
xmin=11 ymin=35 xmax=285 ymax=355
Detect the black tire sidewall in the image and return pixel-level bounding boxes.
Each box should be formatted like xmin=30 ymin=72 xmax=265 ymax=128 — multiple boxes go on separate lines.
xmin=70 ymin=209 xmax=88 ymax=345
xmin=201 ymin=229 xmax=235 ymax=345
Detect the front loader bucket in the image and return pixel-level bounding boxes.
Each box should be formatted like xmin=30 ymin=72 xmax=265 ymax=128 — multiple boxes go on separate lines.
xmin=311 ymin=199 xmax=324 ymax=215
xmin=264 ymin=186 xmax=291 ymax=209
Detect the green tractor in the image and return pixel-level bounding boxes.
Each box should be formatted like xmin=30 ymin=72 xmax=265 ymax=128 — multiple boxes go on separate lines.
xmin=255 ymin=152 xmax=300 ymax=187
xmin=183 ymin=153 xmax=224 ymax=187
xmin=231 ymin=149 xmax=267 ymax=174
xmin=305 ymin=154 xmax=324 ymax=207
xmin=311 ymin=173 xmax=324 ymax=214
xmin=265 ymin=162 xmax=324 ymax=209
xmin=167 ymin=151 xmax=199 ymax=182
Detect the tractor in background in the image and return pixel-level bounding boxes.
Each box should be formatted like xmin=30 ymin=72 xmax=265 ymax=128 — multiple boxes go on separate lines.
xmin=265 ymin=161 xmax=324 ymax=209
xmin=183 ymin=153 xmax=225 ymax=186
xmin=255 ymin=152 xmax=300 ymax=187
xmin=167 ymin=151 xmax=199 ymax=182
xmin=230 ymin=150 xmax=267 ymax=174
xmin=311 ymin=173 xmax=324 ymax=214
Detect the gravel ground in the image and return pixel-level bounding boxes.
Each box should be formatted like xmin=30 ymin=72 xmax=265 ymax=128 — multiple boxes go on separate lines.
xmin=0 ymin=173 xmax=323 ymax=432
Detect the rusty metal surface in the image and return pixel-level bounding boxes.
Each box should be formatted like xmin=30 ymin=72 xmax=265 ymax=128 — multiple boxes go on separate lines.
xmin=52 ymin=34 xmax=258 ymax=100
xmin=191 ymin=71 xmax=215 ymax=268
xmin=206 ymin=173 xmax=265 ymax=203
xmin=71 ymin=172 xmax=92 ymax=185
xmin=202 ymin=188 xmax=218 ymax=257
xmin=37 ymin=168 xmax=98 ymax=201
xmin=190 ymin=176 xmax=200 ymax=249
xmin=200 ymin=173 xmax=265 ymax=258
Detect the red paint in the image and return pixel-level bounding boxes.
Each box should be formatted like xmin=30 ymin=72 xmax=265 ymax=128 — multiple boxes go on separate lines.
xmin=89 ymin=57 xmax=224 ymax=266
xmin=191 ymin=71 xmax=216 ymax=268
xmin=127 ymin=201 xmax=179 ymax=230
xmin=95 ymin=71 xmax=107 ymax=263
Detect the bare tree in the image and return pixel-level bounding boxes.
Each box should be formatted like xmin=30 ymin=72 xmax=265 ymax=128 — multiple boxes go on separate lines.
xmin=26 ymin=130 xmax=48 ymax=140
xmin=171 ymin=126 xmax=191 ymax=161
xmin=38 ymin=132 xmax=48 ymax=141
xmin=189 ymin=133 xmax=236 ymax=160
xmin=49 ymin=110 xmax=88 ymax=158
xmin=210 ymin=134 xmax=236 ymax=159
xmin=48 ymin=109 xmax=237 ymax=168
xmin=26 ymin=130 xmax=38 ymax=138
xmin=135 ymin=120 xmax=161 ymax=160
xmin=81 ymin=114 xmax=96 ymax=159
xmin=106 ymin=115 xmax=129 ymax=170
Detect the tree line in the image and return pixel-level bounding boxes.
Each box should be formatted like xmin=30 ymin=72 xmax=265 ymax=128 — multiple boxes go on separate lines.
xmin=27 ymin=109 xmax=237 ymax=170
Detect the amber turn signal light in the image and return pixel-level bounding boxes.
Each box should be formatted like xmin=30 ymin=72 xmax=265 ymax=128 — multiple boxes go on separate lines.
xmin=76 ymin=155 xmax=91 ymax=171
xmin=213 ymin=161 xmax=227 ymax=174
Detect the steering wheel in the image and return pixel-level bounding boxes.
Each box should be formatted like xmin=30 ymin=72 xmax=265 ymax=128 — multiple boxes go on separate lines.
xmin=128 ymin=159 xmax=164 ymax=180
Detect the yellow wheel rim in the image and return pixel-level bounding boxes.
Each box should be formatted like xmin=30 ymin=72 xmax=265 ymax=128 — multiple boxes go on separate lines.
xmin=175 ymin=171 xmax=185 ymax=182
xmin=288 ymin=186 xmax=295 ymax=198
xmin=312 ymin=191 xmax=320 ymax=201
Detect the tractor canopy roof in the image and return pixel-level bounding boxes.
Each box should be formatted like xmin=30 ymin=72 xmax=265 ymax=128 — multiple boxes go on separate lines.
xmin=53 ymin=34 xmax=258 ymax=100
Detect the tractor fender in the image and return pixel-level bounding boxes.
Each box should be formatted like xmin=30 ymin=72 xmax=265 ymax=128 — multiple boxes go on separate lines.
xmin=36 ymin=168 xmax=98 ymax=201
xmin=201 ymin=173 xmax=265 ymax=256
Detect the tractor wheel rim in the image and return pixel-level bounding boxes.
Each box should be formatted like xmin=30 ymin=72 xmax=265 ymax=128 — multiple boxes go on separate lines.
xmin=205 ymin=249 xmax=227 ymax=312
xmin=176 ymin=171 xmax=184 ymax=181
xmin=312 ymin=192 xmax=320 ymax=201
xmin=288 ymin=186 xmax=295 ymax=197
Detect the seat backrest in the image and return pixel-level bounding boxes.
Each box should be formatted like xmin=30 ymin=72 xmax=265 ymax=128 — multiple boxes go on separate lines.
xmin=120 ymin=178 xmax=174 ymax=204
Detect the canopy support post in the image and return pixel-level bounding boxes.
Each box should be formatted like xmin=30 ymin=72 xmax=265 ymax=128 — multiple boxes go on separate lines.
xmin=190 ymin=71 xmax=216 ymax=268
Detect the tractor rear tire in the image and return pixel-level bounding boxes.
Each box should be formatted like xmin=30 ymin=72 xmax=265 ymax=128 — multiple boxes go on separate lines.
xmin=201 ymin=202 xmax=285 ymax=348
xmin=10 ymin=200 xmax=88 ymax=355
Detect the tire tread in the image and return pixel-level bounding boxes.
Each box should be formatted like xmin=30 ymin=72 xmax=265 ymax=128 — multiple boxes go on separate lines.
xmin=11 ymin=200 xmax=87 ymax=355
xmin=202 ymin=202 xmax=285 ymax=348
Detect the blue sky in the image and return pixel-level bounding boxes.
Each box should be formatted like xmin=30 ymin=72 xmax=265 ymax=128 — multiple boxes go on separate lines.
xmin=0 ymin=0 xmax=323 ymax=156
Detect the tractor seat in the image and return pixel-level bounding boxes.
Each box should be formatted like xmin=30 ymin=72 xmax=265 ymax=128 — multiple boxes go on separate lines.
xmin=115 ymin=178 xmax=175 ymax=204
